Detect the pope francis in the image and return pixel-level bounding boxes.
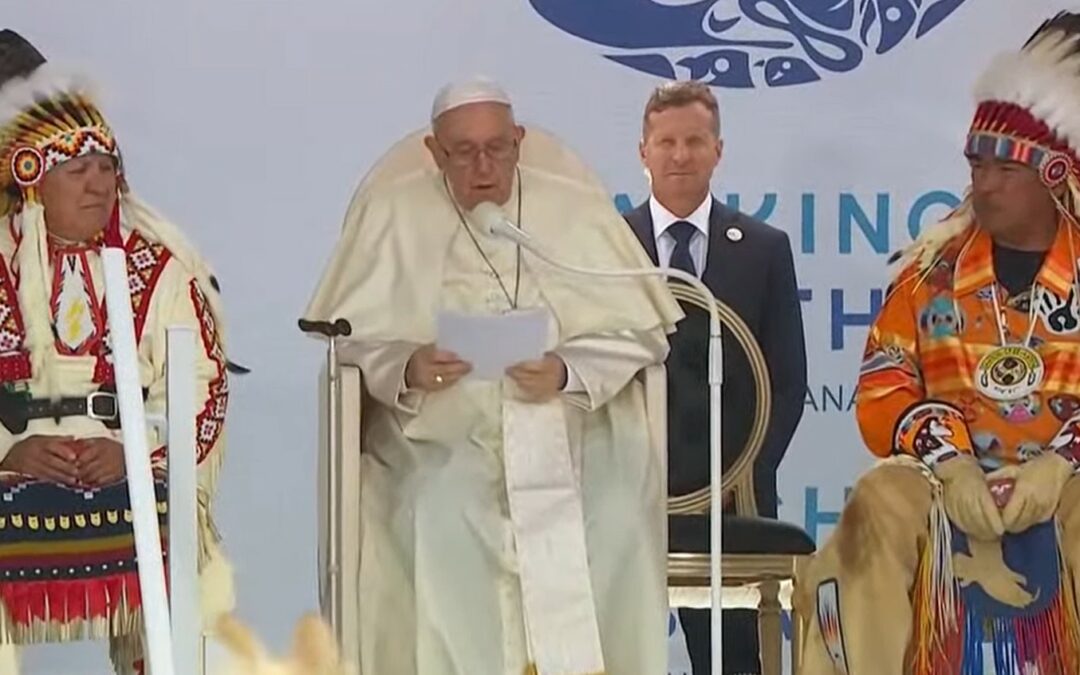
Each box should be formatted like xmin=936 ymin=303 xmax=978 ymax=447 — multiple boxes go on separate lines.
xmin=304 ymin=77 xmax=682 ymax=675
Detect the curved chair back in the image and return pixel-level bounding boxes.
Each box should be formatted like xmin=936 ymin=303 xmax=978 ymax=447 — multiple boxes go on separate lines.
xmin=664 ymin=280 xmax=772 ymax=517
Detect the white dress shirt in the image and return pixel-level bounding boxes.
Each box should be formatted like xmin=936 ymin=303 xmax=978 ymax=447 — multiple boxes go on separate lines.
xmin=649 ymin=194 xmax=711 ymax=278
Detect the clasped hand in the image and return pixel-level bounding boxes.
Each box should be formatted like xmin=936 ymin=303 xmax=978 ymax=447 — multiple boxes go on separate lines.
xmin=936 ymin=453 xmax=1074 ymax=540
xmin=0 ymin=435 xmax=126 ymax=487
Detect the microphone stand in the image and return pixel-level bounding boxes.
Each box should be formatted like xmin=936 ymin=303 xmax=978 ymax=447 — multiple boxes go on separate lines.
xmin=487 ymin=221 xmax=726 ymax=675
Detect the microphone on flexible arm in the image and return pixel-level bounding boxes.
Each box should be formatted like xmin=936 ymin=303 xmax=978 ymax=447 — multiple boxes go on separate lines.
xmin=470 ymin=200 xmax=739 ymax=675
xmin=475 ymin=204 xmax=536 ymax=247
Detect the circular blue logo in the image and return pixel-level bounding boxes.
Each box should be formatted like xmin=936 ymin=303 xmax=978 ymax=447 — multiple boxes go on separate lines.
xmin=529 ymin=0 xmax=971 ymax=88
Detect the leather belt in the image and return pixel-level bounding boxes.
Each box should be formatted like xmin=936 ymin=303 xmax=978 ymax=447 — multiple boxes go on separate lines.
xmin=0 ymin=389 xmax=132 ymax=434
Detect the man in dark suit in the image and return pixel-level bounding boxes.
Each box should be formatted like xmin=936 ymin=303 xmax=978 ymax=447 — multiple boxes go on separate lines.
xmin=624 ymin=81 xmax=807 ymax=674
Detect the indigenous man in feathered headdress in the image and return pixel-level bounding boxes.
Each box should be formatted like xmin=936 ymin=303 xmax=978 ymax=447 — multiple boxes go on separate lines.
xmin=797 ymin=11 xmax=1080 ymax=675
xmin=0 ymin=29 xmax=234 ymax=674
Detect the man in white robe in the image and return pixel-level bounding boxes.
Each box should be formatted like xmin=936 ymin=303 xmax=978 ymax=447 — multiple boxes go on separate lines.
xmin=305 ymin=78 xmax=683 ymax=675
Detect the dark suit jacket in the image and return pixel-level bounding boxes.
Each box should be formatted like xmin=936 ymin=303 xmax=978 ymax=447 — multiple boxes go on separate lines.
xmin=625 ymin=198 xmax=807 ymax=517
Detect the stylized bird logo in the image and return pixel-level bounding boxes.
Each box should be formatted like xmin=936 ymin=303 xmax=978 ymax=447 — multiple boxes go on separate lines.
xmin=529 ymin=0 xmax=971 ymax=88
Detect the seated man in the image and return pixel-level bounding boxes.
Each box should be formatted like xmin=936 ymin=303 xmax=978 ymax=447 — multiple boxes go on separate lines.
xmin=304 ymin=77 xmax=682 ymax=674
xmin=798 ymin=11 xmax=1080 ymax=675
xmin=0 ymin=30 xmax=234 ymax=674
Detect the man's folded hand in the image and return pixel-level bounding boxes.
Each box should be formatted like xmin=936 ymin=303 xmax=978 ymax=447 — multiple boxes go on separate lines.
xmin=934 ymin=454 xmax=1004 ymax=541
xmin=1001 ymin=452 xmax=1073 ymax=533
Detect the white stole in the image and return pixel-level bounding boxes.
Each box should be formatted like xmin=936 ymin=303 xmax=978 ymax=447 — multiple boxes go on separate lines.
xmin=503 ymin=398 xmax=605 ymax=674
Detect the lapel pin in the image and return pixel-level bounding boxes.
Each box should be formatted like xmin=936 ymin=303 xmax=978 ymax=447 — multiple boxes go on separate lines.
xmin=726 ymin=227 xmax=743 ymax=242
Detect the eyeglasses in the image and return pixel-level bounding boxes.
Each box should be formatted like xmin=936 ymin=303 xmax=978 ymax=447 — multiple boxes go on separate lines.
xmin=435 ymin=137 xmax=519 ymax=168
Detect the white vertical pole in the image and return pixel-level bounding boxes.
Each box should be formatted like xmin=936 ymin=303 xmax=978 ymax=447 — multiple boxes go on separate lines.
xmin=166 ymin=327 xmax=199 ymax=675
xmin=101 ymin=248 xmax=175 ymax=675
xmin=709 ymin=331 xmax=723 ymax=675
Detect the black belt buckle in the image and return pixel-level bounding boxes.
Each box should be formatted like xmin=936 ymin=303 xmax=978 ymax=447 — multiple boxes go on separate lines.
xmin=86 ymin=391 xmax=119 ymax=425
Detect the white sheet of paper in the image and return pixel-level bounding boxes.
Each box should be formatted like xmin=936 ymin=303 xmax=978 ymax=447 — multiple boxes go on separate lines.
xmin=436 ymin=309 xmax=550 ymax=380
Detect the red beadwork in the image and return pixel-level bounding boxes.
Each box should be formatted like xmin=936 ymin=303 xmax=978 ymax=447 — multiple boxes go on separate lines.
xmin=1042 ymin=153 xmax=1073 ymax=187
xmin=189 ymin=281 xmax=228 ymax=465
xmin=10 ymin=147 xmax=43 ymax=187
xmin=971 ymin=101 xmax=1080 ymax=171
xmin=0 ymin=229 xmax=171 ymax=385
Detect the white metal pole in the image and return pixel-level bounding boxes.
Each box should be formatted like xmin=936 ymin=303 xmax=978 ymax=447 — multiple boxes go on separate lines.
xmin=709 ymin=331 xmax=723 ymax=675
xmin=101 ymin=248 xmax=175 ymax=675
xmin=166 ymin=327 xmax=199 ymax=675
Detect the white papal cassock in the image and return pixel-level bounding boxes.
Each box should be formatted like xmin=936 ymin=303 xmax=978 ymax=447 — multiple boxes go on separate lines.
xmin=305 ymin=127 xmax=681 ymax=675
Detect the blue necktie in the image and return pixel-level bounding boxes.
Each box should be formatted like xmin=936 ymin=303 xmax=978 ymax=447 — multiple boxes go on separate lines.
xmin=666 ymin=220 xmax=697 ymax=276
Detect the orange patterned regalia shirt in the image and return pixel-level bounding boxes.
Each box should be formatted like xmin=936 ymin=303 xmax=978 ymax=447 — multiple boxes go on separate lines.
xmin=856 ymin=221 xmax=1080 ymax=468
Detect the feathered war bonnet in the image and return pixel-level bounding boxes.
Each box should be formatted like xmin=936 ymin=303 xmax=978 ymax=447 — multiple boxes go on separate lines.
xmin=894 ymin=12 xmax=1080 ymax=276
xmin=0 ymin=30 xmax=128 ymax=396
xmin=0 ymin=30 xmax=242 ymax=395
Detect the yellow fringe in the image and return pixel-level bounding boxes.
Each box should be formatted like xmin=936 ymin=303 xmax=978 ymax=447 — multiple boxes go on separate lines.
xmin=1056 ymin=519 xmax=1080 ymax=667
xmin=0 ymin=581 xmax=142 ymax=645
xmin=197 ymin=442 xmax=227 ymax=570
xmin=881 ymin=455 xmax=957 ymax=674
xmin=107 ymin=632 xmax=143 ymax=675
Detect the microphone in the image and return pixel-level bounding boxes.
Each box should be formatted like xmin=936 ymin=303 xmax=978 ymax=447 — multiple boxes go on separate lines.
xmin=470 ymin=201 xmax=535 ymax=246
